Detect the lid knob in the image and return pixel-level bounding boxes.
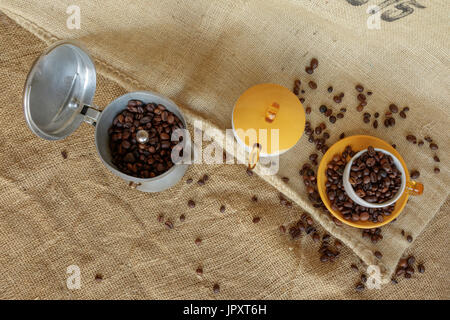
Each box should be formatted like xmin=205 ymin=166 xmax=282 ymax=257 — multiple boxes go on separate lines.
xmin=136 ymin=130 xmax=149 ymax=144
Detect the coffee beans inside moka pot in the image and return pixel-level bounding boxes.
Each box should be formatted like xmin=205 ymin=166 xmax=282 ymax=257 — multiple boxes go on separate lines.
xmin=109 ymin=100 xmax=185 ymax=179
xmin=23 ymin=41 xmax=190 ymax=192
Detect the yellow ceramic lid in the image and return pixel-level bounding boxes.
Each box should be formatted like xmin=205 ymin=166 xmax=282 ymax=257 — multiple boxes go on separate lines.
xmin=232 ymin=83 xmax=305 ymax=155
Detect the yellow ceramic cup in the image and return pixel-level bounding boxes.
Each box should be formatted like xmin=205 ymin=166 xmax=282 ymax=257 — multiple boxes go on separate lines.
xmin=317 ymin=135 xmax=423 ymax=229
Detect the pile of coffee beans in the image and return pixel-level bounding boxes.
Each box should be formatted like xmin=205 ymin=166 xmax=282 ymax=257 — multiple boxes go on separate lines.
xmin=394 ymin=255 xmax=424 ymax=280
xmin=108 ymin=100 xmax=185 ymax=178
xmin=325 ymin=145 xmax=395 ymax=223
xmin=362 ymin=228 xmax=383 ymax=243
xmin=348 ymin=146 xmax=402 ymax=204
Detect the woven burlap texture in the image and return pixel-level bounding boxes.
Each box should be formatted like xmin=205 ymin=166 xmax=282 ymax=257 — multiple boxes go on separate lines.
xmin=0 ymin=0 xmax=448 ymax=299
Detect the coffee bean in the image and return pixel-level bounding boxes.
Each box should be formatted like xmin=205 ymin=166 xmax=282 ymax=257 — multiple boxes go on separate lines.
xmin=157 ymin=214 xmax=164 ymax=223
xmin=418 ymin=264 xmax=425 ymax=273
xmin=325 ymin=109 xmax=332 ymax=117
xmin=246 ymin=168 xmax=254 ymax=176
xmin=329 ymin=116 xmax=336 ymax=123
xmin=355 ymin=84 xmax=364 ymax=92
xmin=310 ymin=58 xmax=319 ymax=69
xmin=279 ymin=225 xmax=286 ymax=233
xmin=333 ymin=96 xmax=342 ymax=103
xmin=195 ymin=238 xmax=202 ymax=245
xmin=434 ymin=167 xmax=440 ymax=174
xmin=351 ymin=264 xmax=359 ymax=272
xmin=407 ymin=256 xmax=415 ymax=266
xmin=406 ymin=135 xmax=417 ymax=144
xmin=357 ymin=93 xmax=366 ymax=102
xmin=308 ymin=81 xmax=317 ymax=89
xmin=188 ymin=200 xmax=196 ymax=208
xmin=61 ymin=150 xmax=68 ymax=159
xmin=252 ymin=217 xmax=261 ymax=223
xmin=319 ymin=105 xmax=327 ymax=113
xmin=294 ymin=79 xmax=301 ymax=87
xmin=373 ymin=120 xmax=378 ymax=129
xmin=179 ymin=214 xmax=186 ymax=222
xmin=282 ymin=177 xmax=289 ymax=183
xmin=374 ymin=251 xmax=383 ymax=259
xmin=389 ymin=104 xmax=399 ymax=113
xmin=305 ymin=66 xmax=314 ymax=74
xmin=355 ymin=283 xmax=365 ymax=292
xmin=165 ymin=220 xmax=174 ymax=229
xmin=196 ymin=267 xmax=203 ymax=275
xmin=220 ymin=205 xmax=226 ymax=213
xmin=374 ymin=112 xmax=379 ymax=118
xmin=95 ymin=273 xmax=103 ymax=282
xmin=356 ymin=105 xmax=364 ymax=112
xmin=306 ymin=106 xmax=311 ymax=114
xmin=186 ymin=178 xmax=193 ymax=184
xmin=424 ymin=136 xmax=432 ymax=143
xmin=213 ymin=283 xmax=220 ymax=294
xmin=430 ymin=143 xmax=438 ymax=150
xmin=399 ymin=111 xmax=407 ymax=118
xmin=339 ymin=133 xmax=345 ymax=139
xmin=407 ymin=235 xmax=413 ymax=243
xmin=363 ymin=116 xmax=370 ymax=124
xmin=410 ymin=170 xmax=420 ymax=179
xmin=300 ymin=97 xmax=305 ymax=103
xmin=337 ymin=113 xmax=344 ymax=119
xmin=328 ymin=86 xmax=333 ymax=93
xmin=433 ymin=155 xmax=440 ymax=162
xmin=418 ymin=140 xmax=424 ymax=146
xmin=251 ymin=195 xmax=258 ymax=202
xmin=361 ymin=274 xmax=367 ymax=283
xmin=403 ymin=106 xmax=410 ymax=112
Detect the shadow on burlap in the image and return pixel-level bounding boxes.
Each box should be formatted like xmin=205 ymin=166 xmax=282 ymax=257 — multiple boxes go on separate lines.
xmin=0 ymin=0 xmax=448 ymax=299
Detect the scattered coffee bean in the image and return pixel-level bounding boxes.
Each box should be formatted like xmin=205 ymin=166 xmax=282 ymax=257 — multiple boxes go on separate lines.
xmin=355 ymin=84 xmax=364 ymax=92
xmin=308 ymin=81 xmax=318 ymax=90
xmin=418 ymin=264 xmax=425 ymax=273
xmin=424 ymin=136 xmax=432 ymax=143
xmin=406 ymin=135 xmax=417 ymax=144
xmin=186 ymin=178 xmax=193 ymax=184
xmin=305 ymin=66 xmax=314 ymax=74
xmin=246 ymin=168 xmax=254 ymax=176
xmin=195 ymin=238 xmax=202 ymax=245
xmin=197 ymin=179 xmax=205 ymax=186
xmin=433 ymin=155 xmax=440 ymax=162
xmin=279 ymin=225 xmax=286 ymax=233
xmin=434 ymin=167 xmax=440 ymax=174
xmin=220 ymin=205 xmax=226 ymax=213
xmin=306 ymin=106 xmax=311 ymax=114
xmin=361 ymin=274 xmax=367 ymax=283
xmin=355 ymin=283 xmax=365 ymax=292
xmin=418 ymin=140 xmax=424 ymax=147
xmin=61 ymin=150 xmax=68 ymax=159
xmin=357 ymin=93 xmax=366 ymax=102
xmin=374 ymin=251 xmax=383 ymax=259
xmin=319 ymin=105 xmax=327 ymax=113
xmin=310 ymin=58 xmax=319 ymax=69
xmin=339 ymin=133 xmax=345 ymax=139
xmin=373 ymin=120 xmax=378 ymax=129
xmin=213 ymin=283 xmax=220 ymax=294
xmin=329 ymin=116 xmax=336 ymax=123
xmin=196 ymin=267 xmax=203 ymax=275
xmin=399 ymin=111 xmax=407 ymax=118
xmin=406 ymin=235 xmax=413 ymax=243
xmin=351 ymin=264 xmax=359 ymax=272
xmin=95 ymin=273 xmax=103 ymax=282
xmin=333 ymin=95 xmax=342 ymax=103
xmin=410 ymin=170 xmax=420 ymax=179
xmin=430 ymin=143 xmax=438 ymax=150
xmin=252 ymin=217 xmax=261 ymax=223
xmin=179 ymin=214 xmax=185 ymax=222
xmin=389 ymin=104 xmax=399 ymax=113
xmin=356 ymin=105 xmax=364 ymax=112
xmin=165 ymin=220 xmax=174 ymax=229
xmin=325 ymin=109 xmax=333 ymax=117
xmin=407 ymin=255 xmax=415 ymax=266
xmin=188 ymin=200 xmax=196 ymax=208
xmin=294 ymin=79 xmax=301 ymax=87
xmin=300 ymin=97 xmax=305 ymax=103
xmin=367 ymin=91 xmax=373 ymax=96
xmin=374 ymin=112 xmax=379 ymax=118
xmin=328 ymin=86 xmax=333 ymax=93
xmin=362 ymin=228 xmax=383 ymax=243
xmin=337 ymin=113 xmax=344 ymax=119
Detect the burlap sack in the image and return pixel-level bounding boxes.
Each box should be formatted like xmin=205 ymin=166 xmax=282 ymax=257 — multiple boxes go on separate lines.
xmin=0 ymin=0 xmax=448 ymax=299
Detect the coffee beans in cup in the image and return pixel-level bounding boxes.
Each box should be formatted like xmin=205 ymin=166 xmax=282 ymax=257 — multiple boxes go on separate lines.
xmin=325 ymin=145 xmax=395 ymax=223
xmin=348 ymin=146 xmax=402 ymax=204
xmin=108 ymin=100 xmax=185 ymax=178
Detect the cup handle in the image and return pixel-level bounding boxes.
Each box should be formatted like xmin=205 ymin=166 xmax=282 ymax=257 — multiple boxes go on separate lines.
xmin=248 ymin=144 xmax=261 ymax=170
xmin=405 ymin=180 xmax=424 ymax=196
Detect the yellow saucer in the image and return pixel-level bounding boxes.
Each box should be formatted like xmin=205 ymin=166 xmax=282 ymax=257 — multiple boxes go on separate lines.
xmin=317 ymin=135 xmax=410 ymax=229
